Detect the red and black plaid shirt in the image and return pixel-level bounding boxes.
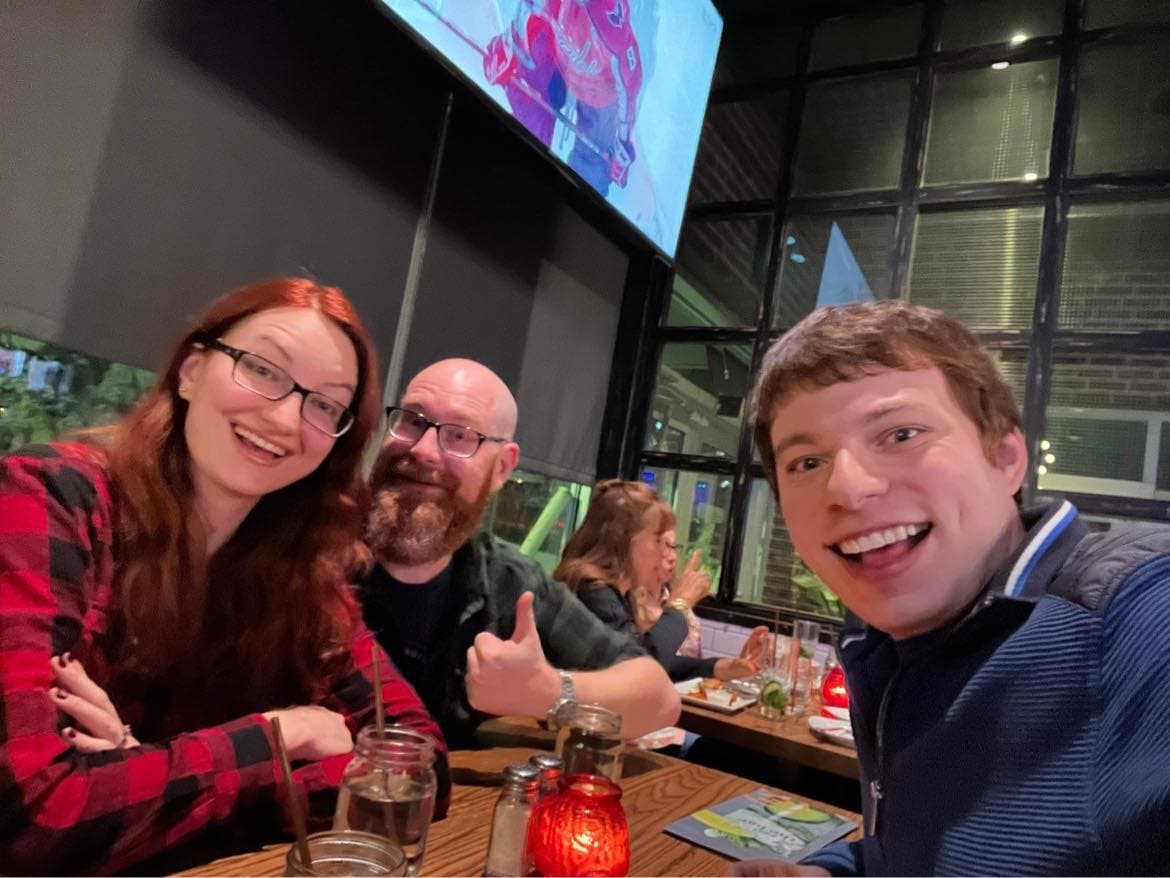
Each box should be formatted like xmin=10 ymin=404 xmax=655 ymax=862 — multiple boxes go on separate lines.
xmin=0 ymin=443 xmax=448 ymax=874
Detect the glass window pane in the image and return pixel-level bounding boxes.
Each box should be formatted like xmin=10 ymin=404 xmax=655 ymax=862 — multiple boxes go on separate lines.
xmin=690 ymin=93 xmax=788 ymax=204
xmin=1075 ymin=41 xmax=1170 ymax=175
xmin=482 ymin=470 xmax=592 ymax=575
xmin=713 ymin=28 xmax=801 ymax=87
xmin=1060 ymin=200 xmax=1170 ymax=330
xmin=1085 ymin=0 xmax=1170 ymax=29
xmin=640 ymin=466 xmax=733 ymax=585
xmin=0 ymin=330 xmax=154 ymax=453
xmin=939 ymin=0 xmax=1063 ymax=50
xmin=908 ymin=206 xmax=1044 ymax=329
xmin=772 ymin=213 xmax=897 ymax=328
xmin=923 ymin=60 xmax=1057 ymax=185
xmin=646 ymin=342 xmax=753 ymax=460
xmin=1039 ymin=352 xmax=1170 ymax=499
xmin=735 ymin=479 xmax=846 ymax=619
xmin=810 ymin=6 xmax=924 ymax=71
xmin=667 ymin=217 xmax=770 ymax=326
xmin=792 ymin=72 xmax=913 ymax=195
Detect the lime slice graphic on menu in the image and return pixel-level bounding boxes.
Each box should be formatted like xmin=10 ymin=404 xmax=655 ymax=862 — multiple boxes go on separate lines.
xmin=693 ymin=810 xmax=752 ymax=839
xmin=785 ymin=807 xmax=830 ymax=823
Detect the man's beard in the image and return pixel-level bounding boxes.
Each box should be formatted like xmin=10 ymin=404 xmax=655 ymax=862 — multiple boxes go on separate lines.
xmin=365 ymin=449 xmax=494 ymax=567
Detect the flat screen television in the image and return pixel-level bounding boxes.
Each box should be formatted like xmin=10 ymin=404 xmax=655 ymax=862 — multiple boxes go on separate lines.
xmin=375 ymin=0 xmax=723 ymax=259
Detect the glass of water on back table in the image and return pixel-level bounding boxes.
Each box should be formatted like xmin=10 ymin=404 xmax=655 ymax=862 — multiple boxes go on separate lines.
xmin=335 ymin=725 xmax=438 ymax=877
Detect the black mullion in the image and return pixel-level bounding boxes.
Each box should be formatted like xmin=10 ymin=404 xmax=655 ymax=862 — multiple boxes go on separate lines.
xmin=1020 ymin=0 xmax=1082 ymax=504
xmin=717 ymin=23 xmax=815 ymax=606
xmin=916 ymin=182 xmax=1048 ymax=206
xmin=1065 ymin=174 xmax=1170 ymax=197
xmin=1079 ymin=20 xmax=1170 ymax=47
xmin=1051 ymin=330 xmax=1170 ymax=353
xmin=890 ymin=0 xmax=943 ymax=297
xmin=639 ymin=452 xmax=738 ymax=476
xmin=1035 ymin=490 xmax=1170 ymax=523
xmin=657 ymin=327 xmax=758 ymax=344
xmin=786 ymin=190 xmax=903 ymax=213
xmin=931 ymin=38 xmax=1062 ymax=71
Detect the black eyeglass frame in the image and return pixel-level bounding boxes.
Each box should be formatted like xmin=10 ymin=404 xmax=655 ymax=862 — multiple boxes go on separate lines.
xmin=384 ymin=406 xmax=509 ymax=459
xmin=202 ymin=338 xmax=355 ymax=438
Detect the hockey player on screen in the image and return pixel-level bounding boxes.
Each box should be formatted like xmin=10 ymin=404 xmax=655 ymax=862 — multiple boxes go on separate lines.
xmin=485 ymin=0 xmax=644 ymax=194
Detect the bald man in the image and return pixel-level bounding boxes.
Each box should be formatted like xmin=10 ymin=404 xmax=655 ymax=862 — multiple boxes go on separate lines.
xmin=359 ymin=359 xmax=681 ymax=748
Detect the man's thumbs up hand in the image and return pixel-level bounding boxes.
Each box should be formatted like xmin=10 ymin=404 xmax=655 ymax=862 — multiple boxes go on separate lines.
xmin=465 ymin=591 xmax=561 ymax=718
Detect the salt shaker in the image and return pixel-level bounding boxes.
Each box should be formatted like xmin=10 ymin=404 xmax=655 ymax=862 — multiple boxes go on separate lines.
xmin=483 ymin=762 xmax=540 ymax=878
xmin=529 ymin=753 xmax=564 ymax=799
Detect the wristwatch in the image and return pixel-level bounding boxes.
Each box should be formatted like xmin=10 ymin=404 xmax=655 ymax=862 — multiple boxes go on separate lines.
xmin=545 ymin=669 xmax=576 ymax=729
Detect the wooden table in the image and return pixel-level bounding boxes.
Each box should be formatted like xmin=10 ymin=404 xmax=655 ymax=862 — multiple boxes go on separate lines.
xmin=175 ymin=748 xmax=860 ymax=876
xmin=678 ymin=703 xmax=860 ymax=781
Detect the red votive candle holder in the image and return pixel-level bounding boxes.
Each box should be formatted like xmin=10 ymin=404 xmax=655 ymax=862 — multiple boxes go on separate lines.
xmin=529 ymin=773 xmax=629 ymax=877
xmin=821 ymin=663 xmax=849 ymax=710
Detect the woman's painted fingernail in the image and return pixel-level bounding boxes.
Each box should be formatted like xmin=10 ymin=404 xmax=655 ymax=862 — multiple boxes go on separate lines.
xmin=63 ymin=727 xmax=76 ymax=738
xmin=63 ymin=652 xmax=72 ymax=664
xmin=54 ymin=688 xmax=68 ymax=700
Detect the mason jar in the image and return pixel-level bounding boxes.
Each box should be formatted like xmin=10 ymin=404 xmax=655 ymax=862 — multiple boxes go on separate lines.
xmin=334 ymin=725 xmax=437 ymax=876
xmin=553 ymin=703 xmax=624 ymax=782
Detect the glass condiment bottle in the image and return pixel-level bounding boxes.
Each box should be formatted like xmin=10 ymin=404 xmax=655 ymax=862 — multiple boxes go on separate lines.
xmin=334 ymin=725 xmax=438 ymax=877
xmin=529 ymin=773 xmax=630 ymax=877
xmin=553 ymin=703 xmax=624 ymax=782
xmin=483 ymin=762 xmax=540 ymax=878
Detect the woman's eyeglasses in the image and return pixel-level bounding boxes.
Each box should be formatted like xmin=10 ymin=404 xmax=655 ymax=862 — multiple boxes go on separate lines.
xmin=204 ymin=339 xmax=355 ymax=437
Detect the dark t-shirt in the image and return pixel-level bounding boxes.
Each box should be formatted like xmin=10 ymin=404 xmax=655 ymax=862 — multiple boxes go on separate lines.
xmin=360 ymin=562 xmax=455 ymax=722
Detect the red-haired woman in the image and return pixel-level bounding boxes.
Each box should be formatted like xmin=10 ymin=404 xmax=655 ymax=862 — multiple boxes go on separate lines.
xmin=0 ymin=278 xmax=447 ymax=874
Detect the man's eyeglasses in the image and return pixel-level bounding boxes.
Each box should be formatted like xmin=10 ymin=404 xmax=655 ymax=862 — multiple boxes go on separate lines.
xmin=203 ymin=339 xmax=355 ymax=437
xmin=385 ymin=406 xmax=507 ymax=459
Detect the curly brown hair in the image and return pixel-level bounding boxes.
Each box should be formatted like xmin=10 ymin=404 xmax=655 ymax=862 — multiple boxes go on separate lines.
xmin=750 ymin=301 xmax=1021 ymax=497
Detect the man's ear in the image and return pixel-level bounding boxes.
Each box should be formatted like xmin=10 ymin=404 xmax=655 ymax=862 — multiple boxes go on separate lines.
xmin=176 ymin=348 xmax=206 ymax=401
xmin=490 ymin=441 xmax=521 ymax=494
xmin=993 ymin=428 xmax=1029 ymax=495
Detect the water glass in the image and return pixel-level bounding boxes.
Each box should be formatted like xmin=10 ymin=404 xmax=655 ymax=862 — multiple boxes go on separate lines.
xmin=785 ymin=620 xmax=822 ymax=716
xmin=284 ymin=830 xmax=406 ymax=876
xmin=553 ymin=703 xmax=624 ymax=782
xmin=334 ymin=725 xmax=437 ymax=876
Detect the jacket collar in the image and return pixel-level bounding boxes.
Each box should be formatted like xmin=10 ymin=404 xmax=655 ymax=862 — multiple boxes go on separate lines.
xmin=982 ymin=499 xmax=1085 ymax=603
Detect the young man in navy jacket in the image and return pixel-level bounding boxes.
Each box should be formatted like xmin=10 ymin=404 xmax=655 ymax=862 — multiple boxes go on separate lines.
xmin=737 ymin=301 xmax=1170 ymax=876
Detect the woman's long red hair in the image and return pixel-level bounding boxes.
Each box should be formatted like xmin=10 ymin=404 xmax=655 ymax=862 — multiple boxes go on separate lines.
xmin=104 ymin=278 xmax=381 ymax=717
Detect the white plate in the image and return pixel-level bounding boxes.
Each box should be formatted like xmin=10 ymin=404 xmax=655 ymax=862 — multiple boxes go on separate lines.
xmin=675 ymin=677 xmax=757 ymax=713
xmin=808 ymin=715 xmax=855 ymax=748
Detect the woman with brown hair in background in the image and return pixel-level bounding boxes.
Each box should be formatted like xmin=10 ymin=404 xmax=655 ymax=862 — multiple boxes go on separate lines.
xmin=0 ymin=278 xmax=447 ymax=874
xmin=554 ymin=478 xmax=759 ymax=682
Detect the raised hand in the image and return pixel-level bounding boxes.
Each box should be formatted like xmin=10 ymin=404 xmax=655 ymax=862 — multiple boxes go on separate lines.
xmin=671 ymin=551 xmax=712 ymax=608
xmin=465 ymin=591 xmax=560 ymax=718
xmin=51 ymin=654 xmax=140 ymax=752
xmin=740 ymin=625 xmax=775 ymax=669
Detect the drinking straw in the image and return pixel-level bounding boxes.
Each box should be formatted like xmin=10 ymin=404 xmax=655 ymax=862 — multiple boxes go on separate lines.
xmin=271 ymin=716 xmax=312 ymax=870
xmin=373 ymin=652 xmax=386 ymax=734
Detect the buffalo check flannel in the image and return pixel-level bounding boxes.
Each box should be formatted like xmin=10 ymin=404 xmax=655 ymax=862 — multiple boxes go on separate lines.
xmin=0 ymin=443 xmax=448 ymax=874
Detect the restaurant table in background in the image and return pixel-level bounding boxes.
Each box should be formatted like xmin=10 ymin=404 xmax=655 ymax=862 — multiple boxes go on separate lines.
xmin=173 ymin=748 xmax=860 ymax=877
xmin=678 ymin=703 xmax=860 ymax=781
